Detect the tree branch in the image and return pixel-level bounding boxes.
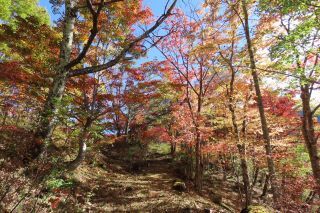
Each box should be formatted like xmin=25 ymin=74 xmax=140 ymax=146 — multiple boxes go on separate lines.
xmin=312 ymin=104 xmax=320 ymax=115
xmin=65 ymin=0 xmax=104 ymax=69
xmin=75 ymin=0 xmax=123 ymax=10
xmin=236 ymin=65 xmax=320 ymax=85
xmin=68 ymin=0 xmax=178 ymax=77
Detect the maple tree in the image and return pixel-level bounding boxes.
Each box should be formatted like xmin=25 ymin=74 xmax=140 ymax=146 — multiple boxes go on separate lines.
xmin=1 ymin=0 xmax=320 ymax=212
xmin=30 ymin=0 xmax=178 ymax=159
xmin=153 ymin=8 xmax=223 ymax=190
xmin=258 ymin=0 xmax=320 ymax=195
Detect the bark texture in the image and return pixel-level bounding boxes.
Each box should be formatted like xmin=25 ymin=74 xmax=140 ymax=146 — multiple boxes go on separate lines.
xmin=241 ymin=0 xmax=279 ymax=202
xmin=227 ymin=67 xmax=252 ymax=207
xmin=33 ymin=0 xmax=76 ymax=158
xmin=67 ymin=118 xmax=92 ymax=170
xmin=300 ymin=84 xmax=320 ymax=190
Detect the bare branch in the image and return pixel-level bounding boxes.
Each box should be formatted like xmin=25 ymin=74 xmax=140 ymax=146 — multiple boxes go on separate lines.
xmin=236 ymin=65 xmax=320 ymax=85
xmin=312 ymin=104 xmax=320 ymax=115
xmin=68 ymin=0 xmax=178 ymax=77
xmin=65 ymin=0 xmax=104 ymax=69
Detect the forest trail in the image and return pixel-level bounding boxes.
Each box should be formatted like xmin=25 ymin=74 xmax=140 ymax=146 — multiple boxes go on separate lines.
xmin=70 ymin=149 xmax=232 ymax=212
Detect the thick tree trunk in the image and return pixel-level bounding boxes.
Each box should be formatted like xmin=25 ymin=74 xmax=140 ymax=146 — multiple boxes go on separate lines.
xmin=116 ymin=128 xmax=121 ymax=137
xmin=33 ymin=0 xmax=76 ymax=158
xmin=67 ymin=118 xmax=92 ymax=170
xmin=183 ymin=144 xmax=193 ymax=180
xmin=241 ymin=0 xmax=279 ymax=202
xmin=301 ymin=85 xmax=320 ymax=190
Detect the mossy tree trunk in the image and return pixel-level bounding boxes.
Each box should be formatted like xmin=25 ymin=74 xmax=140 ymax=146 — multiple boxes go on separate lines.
xmin=33 ymin=0 xmax=76 ymax=159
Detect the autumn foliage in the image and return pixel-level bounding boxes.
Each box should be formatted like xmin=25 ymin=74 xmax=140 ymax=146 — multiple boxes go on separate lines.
xmin=0 ymin=0 xmax=319 ymax=212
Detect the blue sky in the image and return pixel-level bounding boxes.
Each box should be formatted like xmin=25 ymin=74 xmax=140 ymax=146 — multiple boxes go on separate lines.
xmin=38 ymin=0 xmax=188 ymax=22
xmin=37 ymin=0 xmax=191 ymax=62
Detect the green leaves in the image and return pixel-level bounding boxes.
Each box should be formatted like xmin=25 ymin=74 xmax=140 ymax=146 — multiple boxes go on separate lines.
xmin=46 ymin=177 xmax=75 ymax=191
xmin=271 ymin=18 xmax=316 ymax=61
xmin=0 ymin=0 xmax=50 ymax=27
xmin=0 ymin=0 xmax=11 ymax=21
xmin=259 ymin=0 xmax=311 ymax=14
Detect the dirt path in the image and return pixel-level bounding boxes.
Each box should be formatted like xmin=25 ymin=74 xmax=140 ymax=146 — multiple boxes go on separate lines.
xmin=71 ymin=155 xmax=229 ymax=212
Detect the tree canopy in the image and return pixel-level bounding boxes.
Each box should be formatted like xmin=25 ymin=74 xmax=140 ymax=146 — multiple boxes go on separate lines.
xmin=0 ymin=0 xmax=319 ymax=212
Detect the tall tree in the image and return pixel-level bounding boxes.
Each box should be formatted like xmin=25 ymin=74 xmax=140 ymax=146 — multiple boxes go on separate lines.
xmin=219 ymin=35 xmax=252 ymax=207
xmin=202 ymin=0 xmax=253 ymax=205
xmin=33 ymin=0 xmax=178 ymax=159
xmin=239 ymin=0 xmax=280 ymax=202
xmin=154 ymin=10 xmax=219 ymax=190
xmin=259 ymin=0 xmax=320 ymax=191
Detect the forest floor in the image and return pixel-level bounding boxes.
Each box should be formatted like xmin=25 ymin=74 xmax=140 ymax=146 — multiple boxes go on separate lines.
xmin=70 ymin=156 xmax=223 ymax=212
xmin=65 ymin=142 xmax=247 ymax=212
xmin=0 ymin=141 xmax=272 ymax=212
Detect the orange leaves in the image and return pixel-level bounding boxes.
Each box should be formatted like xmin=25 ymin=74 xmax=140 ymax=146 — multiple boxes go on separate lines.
xmin=204 ymin=141 xmax=229 ymax=155
xmin=262 ymin=91 xmax=298 ymax=118
xmin=136 ymin=7 xmax=153 ymax=25
xmin=0 ymin=62 xmax=43 ymax=85
xmin=126 ymin=67 xmax=145 ymax=81
xmin=98 ymin=93 xmax=114 ymax=101
xmin=0 ymin=62 xmax=28 ymax=83
xmin=142 ymin=126 xmax=171 ymax=142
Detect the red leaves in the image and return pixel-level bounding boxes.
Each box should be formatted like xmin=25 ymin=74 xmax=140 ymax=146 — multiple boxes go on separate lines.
xmin=49 ymin=188 xmax=71 ymax=210
xmin=126 ymin=67 xmax=145 ymax=81
xmin=0 ymin=62 xmax=30 ymax=83
xmin=50 ymin=197 xmax=61 ymax=209
xmin=262 ymin=91 xmax=298 ymax=118
xmin=142 ymin=126 xmax=171 ymax=142
xmin=0 ymin=16 xmax=59 ymax=78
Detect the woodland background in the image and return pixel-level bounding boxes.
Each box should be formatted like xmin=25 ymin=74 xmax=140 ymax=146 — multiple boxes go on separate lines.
xmin=0 ymin=0 xmax=320 ymax=212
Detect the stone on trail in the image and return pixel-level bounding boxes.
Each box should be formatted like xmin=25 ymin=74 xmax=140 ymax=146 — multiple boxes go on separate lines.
xmin=172 ymin=180 xmax=187 ymax=192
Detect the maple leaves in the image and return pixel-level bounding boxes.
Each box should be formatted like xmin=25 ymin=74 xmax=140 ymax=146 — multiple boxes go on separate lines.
xmin=0 ymin=0 xmax=319 ymax=211
xmin=0 ymin=18 xmax=59 ymax=130
xmin=0 ymin=62 xmax=30 ymax=84
xmin=0 ymin=16 xmax=60 ymax=85
xmin=262 ymin=91 xmax=298 ymax=117
xmin=0 ymin=0 xmax=50 ymax=26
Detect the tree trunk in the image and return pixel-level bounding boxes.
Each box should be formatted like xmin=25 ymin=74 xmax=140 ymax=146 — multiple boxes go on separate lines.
xmin=241 ymin=0 xmax=279 ymax=202
xmin=33 ymin=0 xmax=76 ymax=158
xmin=67 ymin=118 xmax=92 ymax=170
xmin=195 ymin=130 xmax=202 ymax=190
xmin=301 ymin=85 xmax=320 ymax=190
xmin=261 ymin=173 xmax=270 ymax=197
xmin=226 ymin=58 xmax=252 ymax=207
xmin=170 ymin=141 xmax=176 ymax=157
xmin=185 ymin=145 xmax=193 ymax=180
xmin=2 ymin=112 xmax=7 ymax=125
xmin=116 ymin=128 xmax=121 ymax=137
xmin=230 ymin=93 xmax=252 ymax=207
xmin=125 ymin=115 xmax=131 ymax=143
xmin=194 ymin=76 xmax=204 ymax=191
xmin=252 ymin=167 xmax=260 ymax=188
